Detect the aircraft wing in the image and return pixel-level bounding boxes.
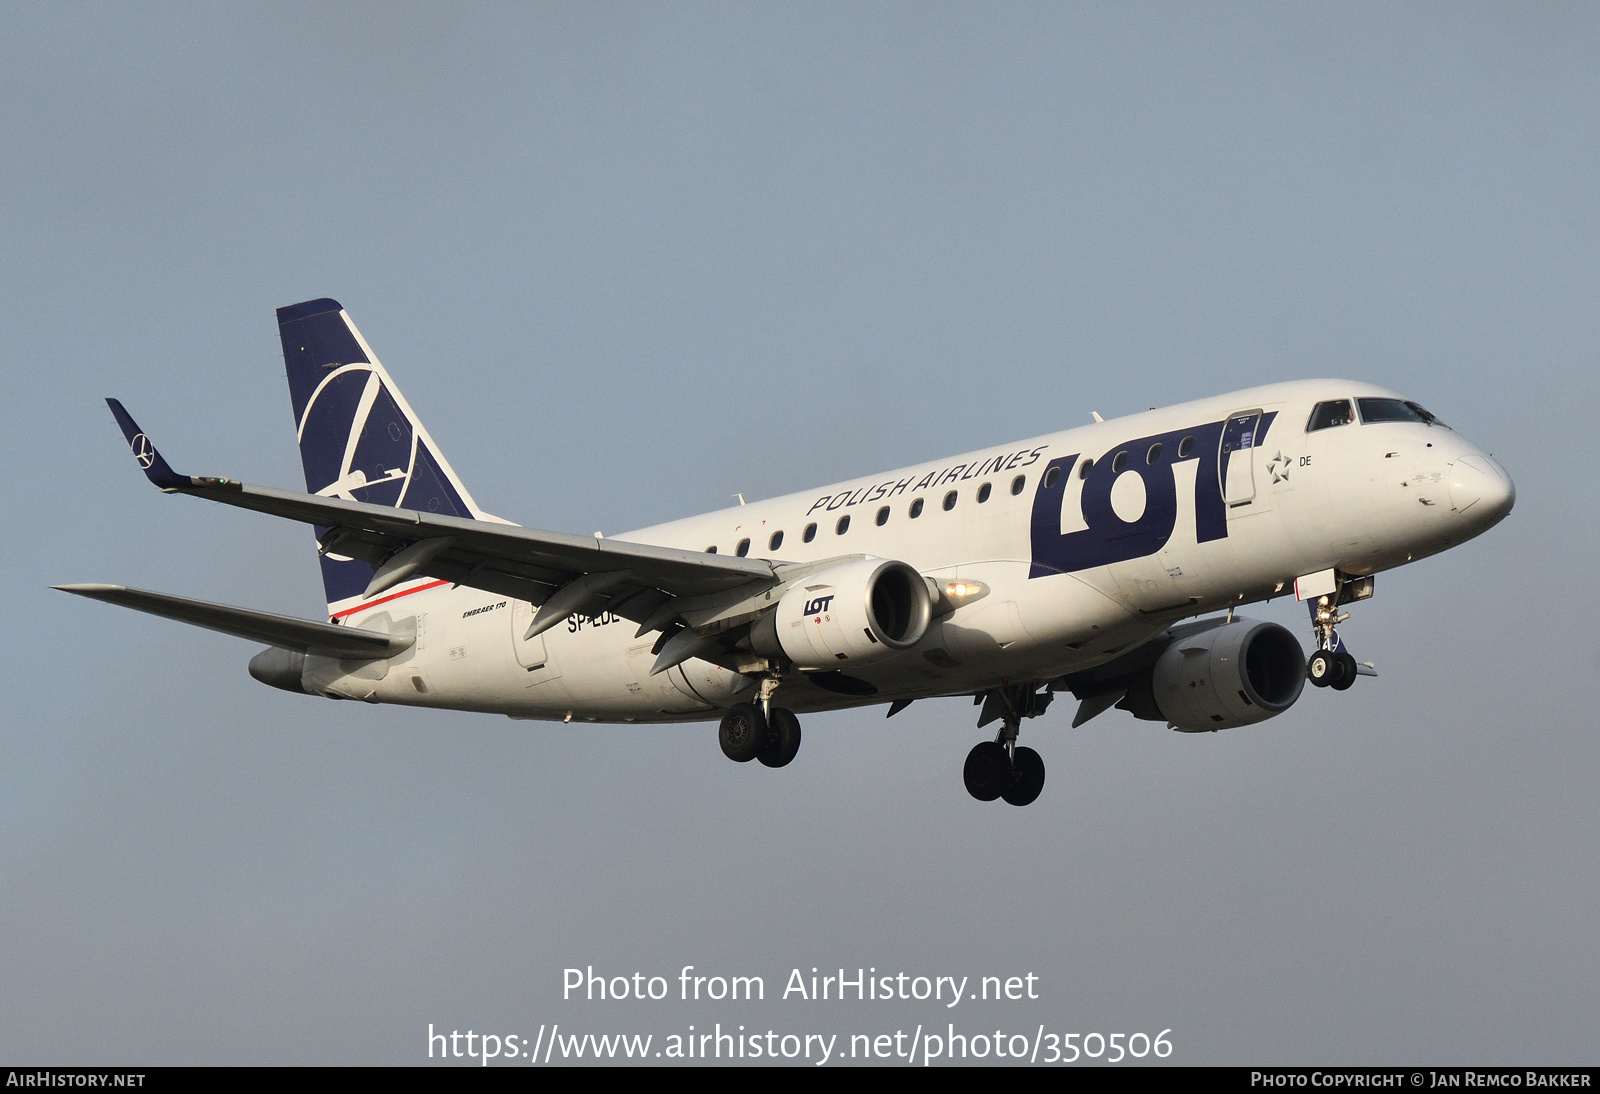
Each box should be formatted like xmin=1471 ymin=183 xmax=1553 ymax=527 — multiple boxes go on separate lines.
xmin=53 ymin=584 xmax=409 ymax=659
xmin=104 ymin=400 xmax=777 ymax=630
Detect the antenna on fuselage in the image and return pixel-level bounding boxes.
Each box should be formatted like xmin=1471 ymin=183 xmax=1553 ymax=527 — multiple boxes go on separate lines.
xmin=1090 ymin=412 xmax=1103 ymax=423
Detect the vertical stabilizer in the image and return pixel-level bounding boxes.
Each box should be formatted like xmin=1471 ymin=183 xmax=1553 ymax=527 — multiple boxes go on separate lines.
xmin=276 ymin=298 xmax=490 ymax=615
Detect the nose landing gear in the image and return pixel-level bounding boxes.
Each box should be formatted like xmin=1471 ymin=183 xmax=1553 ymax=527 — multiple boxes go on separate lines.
xmin=1306 ymin=586 xmax=1375 ymax=690
xmin=962 ymin=684 xmax=1049 ymax=806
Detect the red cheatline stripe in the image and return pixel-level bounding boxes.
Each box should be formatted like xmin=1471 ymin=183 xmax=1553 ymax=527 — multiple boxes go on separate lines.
xmin=330 ymin=579 xmax=450 ymax=619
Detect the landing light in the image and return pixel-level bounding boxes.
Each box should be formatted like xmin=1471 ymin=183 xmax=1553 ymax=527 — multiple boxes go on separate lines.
xmin=942 ymin=580 xmax=989 ymax=604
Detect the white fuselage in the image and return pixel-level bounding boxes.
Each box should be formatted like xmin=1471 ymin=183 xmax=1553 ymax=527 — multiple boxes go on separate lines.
xmin=305 ymin=379 xmax=1512 ymax=722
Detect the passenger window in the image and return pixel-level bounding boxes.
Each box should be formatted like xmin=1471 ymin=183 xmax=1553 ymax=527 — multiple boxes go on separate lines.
xmin=836 ymin=515 xmax=850 ymax=535
xmin=704 ymin=545 xmax=717 ymax=554
xmin=909 ymin=498 xmax=924 ymax=518
xmin=977 ymin=482 xmax=992 ymax=503
xmin=1178 ymin=436 xmax=1193 ymax=458
xmin=1307 ymin=400 xmax=1354 ymax=432
xmin=769 ymin=530 xmax=784 ymax=551
xmin=943 ymin=491 xmax=958 ymax=511
xmin=1111 ymin=450 xmax=1128 ymax=473
xmin=1042 ymin=465 xmax=1061 ymax=489
xmin=735 ymin=538 xmax=750 ymax=557
xmin=876 ymin=505 xmax=890 ymax=526
xmin=1146 ymin=443 xmax=1162 ymax=465
xmin=802 ymin=523 xmax=817 ymax=543
xmin=1079 ymin=458 xmax=1094 ymax=479
xmin=1010 ymin=474 xmax=1025 ymax=495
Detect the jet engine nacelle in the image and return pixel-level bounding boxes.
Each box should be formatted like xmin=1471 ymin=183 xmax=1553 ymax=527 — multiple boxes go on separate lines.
xmin=249 ymin=646 xmax=311 ymax=694
xmin=1151 ymin=619 xmax=1306 ymax=732
xmin=752 ymin=558 xmax=934 ymax=670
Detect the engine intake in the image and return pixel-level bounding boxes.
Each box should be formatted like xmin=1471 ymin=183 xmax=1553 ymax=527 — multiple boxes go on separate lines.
xmin=752 ymin=558 xmax=933 ymax=670
xmin=1151 ymin=619 xmax=1305 ymax=732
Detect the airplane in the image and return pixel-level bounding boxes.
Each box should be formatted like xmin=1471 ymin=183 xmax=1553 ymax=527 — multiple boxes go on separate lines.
xmin=58 ymin=298 xmax=1515 ymax=806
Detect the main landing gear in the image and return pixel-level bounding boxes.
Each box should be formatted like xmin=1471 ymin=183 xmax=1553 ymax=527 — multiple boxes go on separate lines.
xmin=963 ymin=684 xmax=1049 ymax=806
xmin=717 ymin=678 xmax=802 ymax=768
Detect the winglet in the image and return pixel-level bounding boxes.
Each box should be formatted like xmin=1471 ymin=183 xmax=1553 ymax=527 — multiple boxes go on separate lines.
xmin=105 ymin=398 xmax=188 ymax=490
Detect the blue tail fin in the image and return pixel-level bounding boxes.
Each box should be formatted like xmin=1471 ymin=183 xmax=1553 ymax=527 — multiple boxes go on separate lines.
xmin=276 ymin=298 xmax=491 ymax=615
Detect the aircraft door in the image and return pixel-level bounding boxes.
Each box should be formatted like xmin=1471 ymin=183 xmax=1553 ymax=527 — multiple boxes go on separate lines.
xmin=509 ymin=600 xmax=559 ymax=677
xmin=1220 ymin=410 xmax=1263 ymax=508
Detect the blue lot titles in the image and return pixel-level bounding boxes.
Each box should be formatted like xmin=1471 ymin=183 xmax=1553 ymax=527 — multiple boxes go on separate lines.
xmin=563 ymin=966 xmax=1040 ymax=1007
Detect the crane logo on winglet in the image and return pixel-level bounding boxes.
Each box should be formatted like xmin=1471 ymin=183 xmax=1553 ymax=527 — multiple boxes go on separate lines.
xmin=131 ymin=434 xmax=155 ymax=469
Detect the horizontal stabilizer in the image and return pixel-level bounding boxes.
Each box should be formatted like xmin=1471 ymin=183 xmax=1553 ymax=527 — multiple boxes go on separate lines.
xmin=52 ymin=584 xmax=411 ymax=659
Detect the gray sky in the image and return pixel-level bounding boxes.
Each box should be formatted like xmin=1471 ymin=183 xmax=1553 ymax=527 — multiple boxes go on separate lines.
xmin=2 ymin=3 xmax=1596 ymax=1065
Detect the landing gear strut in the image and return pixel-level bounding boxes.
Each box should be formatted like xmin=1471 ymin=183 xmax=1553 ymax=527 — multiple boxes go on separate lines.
xmin=718 ymin=676 xmax=803 ymax=768
xmin=962 ymin=684 xmax=1048 ymax=806
xmin=1306 ymin=594 xmax=1359 ymax=691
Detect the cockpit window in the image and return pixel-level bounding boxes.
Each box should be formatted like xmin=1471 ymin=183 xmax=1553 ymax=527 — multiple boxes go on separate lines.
xmin=1408 ymin=401 xmax=1446 ymax=428
xmin=1307 ymin=400 xmax=1354 ymax=432
xmin=1357 ymin=398 xmax=1447 ymax=428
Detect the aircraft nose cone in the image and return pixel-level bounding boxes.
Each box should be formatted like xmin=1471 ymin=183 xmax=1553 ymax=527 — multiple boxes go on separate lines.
xmin=1448 ymin=454 xmax=1515 ymax=527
